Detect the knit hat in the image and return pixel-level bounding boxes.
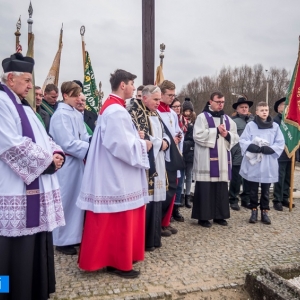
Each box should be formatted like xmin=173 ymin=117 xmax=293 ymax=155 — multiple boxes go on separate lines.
xmin=182 ymin=97 xmax=194 ymax=112
xmin=2 ymin=52 xmax=34 ymax=73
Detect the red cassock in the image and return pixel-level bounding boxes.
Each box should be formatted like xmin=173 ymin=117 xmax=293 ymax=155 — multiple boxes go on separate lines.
xmin=78 ymin=95 xmax=146 ymax=272
xmin=78 ymin=206 xmax=145 ymax=271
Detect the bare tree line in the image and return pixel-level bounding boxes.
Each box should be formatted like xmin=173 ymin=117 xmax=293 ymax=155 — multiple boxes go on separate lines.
xmin=178 ymin=64 xmax=290 ymax=116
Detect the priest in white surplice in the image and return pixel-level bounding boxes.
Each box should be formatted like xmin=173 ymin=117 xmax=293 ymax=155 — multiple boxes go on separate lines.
xmin=0 ymin=53 xmax=65 ymax=300
xmin=50 ymin=81 xmax=90 ymax=256
xmin=192 ymin=92 xmax=239 ymax=228
xmin=77 ymin=69 xmax=152 ymax=279
xmin=129 ymin=85 xmax=170 ymax=251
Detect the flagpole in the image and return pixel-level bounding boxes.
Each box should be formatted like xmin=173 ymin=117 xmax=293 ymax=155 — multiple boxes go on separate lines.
xmin=80 ymin=26 xmax=86 ymax=73
xmin=15 ymin=16 xmax=21 ymax=51
xmin=289 ymin=153 xmax=296 ymax=212
xmin=27 ymin=1 xmax=35 ymax=110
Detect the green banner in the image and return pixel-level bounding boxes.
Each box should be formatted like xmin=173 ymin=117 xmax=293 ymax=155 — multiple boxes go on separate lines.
xmin=282 ymin=42 xmax=300 ymax=158
xmin=83 ymin=51 xmax=100 ymax=114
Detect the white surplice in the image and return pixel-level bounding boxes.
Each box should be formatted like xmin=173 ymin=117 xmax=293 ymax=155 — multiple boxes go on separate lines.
xmin=157 ymin=109 xmax=183 ymax=177
xmin=50 ymin=102 xmax=90 ymax=246
xmin=148 ymin=116 xmax=170 ymax=202
xmin=76 ymin=103 xmax=150 ymax=213
xmin=0 ymin=87 xmax=65 ymax=237
xmin=193 ymin=112 xmax=239 ymax=182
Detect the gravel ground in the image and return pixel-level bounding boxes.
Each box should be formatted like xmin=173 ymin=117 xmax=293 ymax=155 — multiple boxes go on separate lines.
xmin=50 ymin=164 xmax=300 ymax=300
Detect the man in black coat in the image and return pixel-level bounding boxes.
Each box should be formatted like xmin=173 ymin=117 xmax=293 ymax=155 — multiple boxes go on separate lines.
xmin=229 ymin=97 xmax=254 ymax=211
xmin=35 ymin=85 xmax=50 ymax=133
xmin=73 ymin=80 xmax=98 ymax=133
xmin=273 ymin=97 xmax=294 ymax=210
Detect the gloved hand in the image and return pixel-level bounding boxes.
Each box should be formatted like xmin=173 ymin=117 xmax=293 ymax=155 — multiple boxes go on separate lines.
xmin=247 ymin=144 xmax=261 ymax=153
xmin=261 ymin=146 xmax=275 ymax=155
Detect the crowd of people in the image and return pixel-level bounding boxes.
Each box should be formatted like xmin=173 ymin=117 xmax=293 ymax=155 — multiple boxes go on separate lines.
xmin=0 ymin=52 xmax=294 ymax=300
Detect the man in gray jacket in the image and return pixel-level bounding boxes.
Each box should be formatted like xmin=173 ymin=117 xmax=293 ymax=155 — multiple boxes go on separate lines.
xmin=229 ymin=97 xmax=254 ymax=211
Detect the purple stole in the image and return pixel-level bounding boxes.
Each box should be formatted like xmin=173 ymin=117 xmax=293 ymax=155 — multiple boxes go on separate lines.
xmin=1 ymin=84 xmax=40 ymax=228
xmin=203 ymin=112 xmax=232 ymax=180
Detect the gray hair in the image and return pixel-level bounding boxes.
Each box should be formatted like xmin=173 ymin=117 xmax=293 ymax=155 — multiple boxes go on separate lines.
xmin=142 ymin=85 xmax=161 ymax=97
xmin=1 ymin=71 xmax=24 ymax=84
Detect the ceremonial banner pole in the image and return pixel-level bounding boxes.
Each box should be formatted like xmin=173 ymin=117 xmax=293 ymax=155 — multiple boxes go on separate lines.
xmin=282 ymin=36 xmax=300 ymax=212
xmin=15 ymin=16 xmax=22 ymax=52
xmin=42 ymin=24 xmax=63 ymax=91
xmin=155 ymin=43 xmax=165 ymax=85
xmin=289 ymin=154 xmax=296 ymax=212
xmin=26 ymin=1 xmax=35 ymax=109
xmin=80 ymin=26 xmax=86 ymax=73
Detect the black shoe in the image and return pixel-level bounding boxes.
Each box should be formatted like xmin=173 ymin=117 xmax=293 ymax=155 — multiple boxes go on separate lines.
xmin=56 ymin=245 xmax=77 ymax=255
xmin=165 ymin=225 xmax=178 ymax=234
xmin=261 ymin=210 xmax=271 ymax=225
xmin=273 ymin=202 xmax=283 ymax=211
xmin=249 ymin=208 xmax=258 ymax=223
xmin=230 ymin=203 xmax=240 ymax=211
xmin=145 ymin=246 xmax=155 ymax=252
xmin=189 ymin=195 xmax=194 ymax=203
xmin=179 ymin=194 xmax=185 ymax=207
xmin=161 ymin=227 xmax=172 ymax=237
xmin=172 ymin=205 xmax=185 ymax=222
xmin=282 ymin=200 xmax=295 ymax=208
xmin=198 ymin=220 xmax=212 ymax=228
xmin=213 ymin=219 xmax=228 ymax=226
xmin=107 ymin=267 xmax=140 ymax=279
xmin=185 ymin=195 xmax=192 ymax=209
xmin=241 ymin=202 xmax=252 ymax=209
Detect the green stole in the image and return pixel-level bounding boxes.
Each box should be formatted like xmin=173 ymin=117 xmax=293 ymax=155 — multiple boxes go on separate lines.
xmin=84 ymin=122 xmax=93 ymax=135
xmin=41 ymin=100 xmax=55 ymax=116
xmin=36 ymin=112 xmax=46 ymax=129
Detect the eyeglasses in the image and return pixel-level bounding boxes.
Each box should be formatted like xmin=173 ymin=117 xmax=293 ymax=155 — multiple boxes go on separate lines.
xmin=165 ymin=94 xmax=177 ymax=98
xmin=171 ymin=105 xmax=181 ymax=108
xmin=212 ymin=100 xmax=225 ymax=105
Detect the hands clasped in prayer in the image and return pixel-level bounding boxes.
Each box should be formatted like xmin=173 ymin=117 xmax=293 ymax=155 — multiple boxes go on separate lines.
xmin=138 ymin=130 xmax=153 ymax=152
xmin=53 ymin=153 xmax=64 ymax=170
xmin=218 ymin=124 xmax=228 ymax=138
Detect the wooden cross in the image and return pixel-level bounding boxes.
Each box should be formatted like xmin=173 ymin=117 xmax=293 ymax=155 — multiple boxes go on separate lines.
xmin=142 ymin=0 xmax=155 ymax=85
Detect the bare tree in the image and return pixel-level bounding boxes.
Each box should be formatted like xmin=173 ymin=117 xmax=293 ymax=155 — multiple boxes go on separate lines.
xmin=179 ymin=64 xmax=290 ymax=116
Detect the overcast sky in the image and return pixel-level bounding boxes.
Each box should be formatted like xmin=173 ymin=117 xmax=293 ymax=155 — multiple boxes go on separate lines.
xmin=0 ymin=0 xmax=299 ymax=98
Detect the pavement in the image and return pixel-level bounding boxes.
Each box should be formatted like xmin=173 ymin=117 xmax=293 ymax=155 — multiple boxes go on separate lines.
xmin=51 ymin=163 xmax=300 ymax=300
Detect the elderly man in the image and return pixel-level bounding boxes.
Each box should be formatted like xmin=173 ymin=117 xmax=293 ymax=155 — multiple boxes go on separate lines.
xmin=77 ymin=69 xmax=152 ymax=278
xmin=192 ymin=91 xmax=239 ymax=227
xmin=229 ymin=97 xmax=254 ymax=211
xmin=0 ymin=53 xmax=65 ymax=300
xmin=35 ymin=85 xmax=50 ymax=132
xmin=73 ymin=80 xmax=98 ymax=133
xmin=41 ymin=83 xmax=59 ymax=117
xmin=129 ymin=85 xmax=170 ymax=251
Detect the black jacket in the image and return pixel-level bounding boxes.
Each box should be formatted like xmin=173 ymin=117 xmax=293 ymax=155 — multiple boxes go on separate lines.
xmin=273 ymin=113 xmax=290 ymax=162
xmin=36 ymin=106 xmax=50 ymax=133
xmin=84 ymin=109 xmax=98 ymax=132
xmin=183 ymin=123 xmax=195 ymax=163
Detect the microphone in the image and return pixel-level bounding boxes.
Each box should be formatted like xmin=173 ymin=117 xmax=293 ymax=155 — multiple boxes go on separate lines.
xmin=220 ymin=115 xmax=224 ymax=125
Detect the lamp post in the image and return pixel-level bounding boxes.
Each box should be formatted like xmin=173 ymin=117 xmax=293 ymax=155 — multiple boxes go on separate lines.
xmin=265 ymin=69 xmax=269 ymax=105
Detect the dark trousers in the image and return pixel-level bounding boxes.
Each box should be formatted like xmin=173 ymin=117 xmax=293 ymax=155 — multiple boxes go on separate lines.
xmin=145 ymin=201 xmax=162 ymax=248
xmin=229 ymin=165 xmax=250 ymax=204
xmin=248 ymin=181 xmax=271 ymax=210
xmin=162 ymin=169 xmax=177 ymax=219
xmin=273 ymin=161 xmax=291 ymax=203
